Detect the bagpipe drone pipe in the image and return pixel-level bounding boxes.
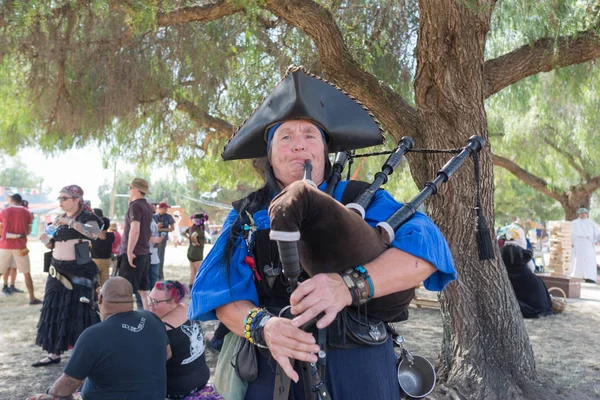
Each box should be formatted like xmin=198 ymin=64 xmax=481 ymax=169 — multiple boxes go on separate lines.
xmin=268 ymin=135 xmax=491 ymax=323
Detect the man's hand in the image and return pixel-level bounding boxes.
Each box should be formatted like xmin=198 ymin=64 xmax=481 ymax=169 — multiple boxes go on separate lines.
xmin=263 ymin=317 xmax=320 ymax=383
xmin=127 ymin=252 xmax=136 ymax=268
xmin=98 ymin=231 xmax=107 ymax=240
xmin=289 ymin=273 xmax=352 ymax=330
xmin=40 ymin=233 xmax=53 ymax=247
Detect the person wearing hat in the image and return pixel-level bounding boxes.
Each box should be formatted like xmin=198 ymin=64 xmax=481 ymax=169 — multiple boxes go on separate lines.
xmin=33 ymin=185 xmax=103 ymax=367
xmin=0 ymin=193 xmax=41 ymax=303
xmin=570 ymin=207 xmax=600 ymax=283
xmin=188 ymin=67 xmax=455 ymax=399
xmin=116 ymin=178 xmax=154 ymax=309
xmin=501 ymin=244 xmax=554 ymax=318
xmin=183 ymin=212 xmax=208 ymax=288
xmin=154 ymin=202 xmax=175 ymax=280
xmin=108 ymin=222 xmax=122 ymax=257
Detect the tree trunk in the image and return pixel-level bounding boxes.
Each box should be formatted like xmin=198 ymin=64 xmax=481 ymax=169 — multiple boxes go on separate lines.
xmin=562 ymin=192 xmax=591 ymax=221
xmin=412 ymin=1 xmax=555 ymax=398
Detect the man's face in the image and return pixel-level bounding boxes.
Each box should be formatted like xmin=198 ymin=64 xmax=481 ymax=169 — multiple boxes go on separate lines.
xmin=269 ymin=120 xmax=326 ymax=188
xmin=128 ymin=185 xmax=139 ymax=201
xmin=159 ymin=207 xmax=167 ymax=215
xmin=579 ymin=213 xmax=589 ymax=219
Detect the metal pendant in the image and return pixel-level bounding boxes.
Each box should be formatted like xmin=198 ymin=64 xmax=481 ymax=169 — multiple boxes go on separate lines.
xmin=369 ymin=324 xmax=381 ymax=341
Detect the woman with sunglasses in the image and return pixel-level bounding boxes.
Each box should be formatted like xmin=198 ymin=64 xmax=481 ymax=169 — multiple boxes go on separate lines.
xmin=148 ymin=280 xmax=221 ymax=399
xmin=33 ymin=185 xmax=103 ymax=367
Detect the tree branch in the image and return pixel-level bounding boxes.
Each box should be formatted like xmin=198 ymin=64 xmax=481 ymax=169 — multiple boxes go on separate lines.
xmin=491 ymin=153 xmax=567 ymax=203
xmin=156 ymin=0 xmax=244 ymax=26
xmin=263 ymin=0 xmax=419 ymax=141
xmin=540 ymin=135 xmax=587 ymax=178
xmin=579 ymin=174 xmax=600 ymax=196
xmin=174 ymin=96 xmax=234 ymax=152
xmin=46 ymin=5 xmax=77 ymax=130
xmin=484 ymin=30 xmax=600 ymax=98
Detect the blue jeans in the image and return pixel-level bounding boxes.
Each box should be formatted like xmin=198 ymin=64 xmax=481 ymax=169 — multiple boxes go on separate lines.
xmin=135 ymin=263 xmax=160 ymax=309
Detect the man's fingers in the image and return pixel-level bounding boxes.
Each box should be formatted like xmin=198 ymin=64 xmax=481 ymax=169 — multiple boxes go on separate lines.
xmin=265 ymin=319 xmax=317 ymax=347
xmin=290 ymin=291 xmax=320 ymax=317
xmin=289 ymin=279 xmax=315 ymax=306
xmin=273 ymin=356 xmax=299 ymax=383
xmin=316 ymin=307 xmax=338 ymax=329
xmin=271 ymin=334 xmax=320 ymax=356
xmin=291 ymin=302 xmax=324 ymax=328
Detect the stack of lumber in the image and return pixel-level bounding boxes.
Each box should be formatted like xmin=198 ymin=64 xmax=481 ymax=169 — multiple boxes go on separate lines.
xmin=411 ymin=284 xmax=440 ymax=309
xmin=546 ymin=221 xmax=572 ymax=276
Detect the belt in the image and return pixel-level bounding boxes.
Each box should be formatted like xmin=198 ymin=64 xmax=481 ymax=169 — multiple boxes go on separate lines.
xmin=49 ymin=266 xmax=94 ymax=290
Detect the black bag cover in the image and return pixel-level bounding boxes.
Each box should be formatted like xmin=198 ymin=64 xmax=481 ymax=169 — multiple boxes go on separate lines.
xmin=43 ymin=251 xmax=53 ymax=273
xmin=75 ymin=240 xmax=92 ymax=265
xmin=233 ymin=337 xmax=259 ymax=382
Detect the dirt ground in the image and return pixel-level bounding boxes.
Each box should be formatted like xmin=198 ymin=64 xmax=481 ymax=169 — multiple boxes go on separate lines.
xmin=1 ymin=241 xmax=599 ymax=400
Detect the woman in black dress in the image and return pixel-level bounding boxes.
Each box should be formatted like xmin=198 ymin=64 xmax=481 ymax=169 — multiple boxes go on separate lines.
xmin=33 ymin=185 xmax=103 ymax=367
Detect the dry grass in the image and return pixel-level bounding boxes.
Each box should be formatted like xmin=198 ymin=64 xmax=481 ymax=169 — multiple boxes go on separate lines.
xmin=1 ymin=242 xmax=599 ymax=399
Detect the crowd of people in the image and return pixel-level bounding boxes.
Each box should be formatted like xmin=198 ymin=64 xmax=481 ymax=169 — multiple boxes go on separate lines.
xmin=13 ymin=180 xmax=219 ymax=399
xmin=1 ymin=66 xmax=597 ymax=399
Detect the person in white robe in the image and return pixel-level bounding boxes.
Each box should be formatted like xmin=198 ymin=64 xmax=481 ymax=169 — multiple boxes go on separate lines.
xmin=570 ymin=208 xmax=600 ymax=283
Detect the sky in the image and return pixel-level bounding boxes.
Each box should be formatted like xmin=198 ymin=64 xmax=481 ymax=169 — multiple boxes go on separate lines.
xmin=10 ymin=146 xmax=182 ymax=206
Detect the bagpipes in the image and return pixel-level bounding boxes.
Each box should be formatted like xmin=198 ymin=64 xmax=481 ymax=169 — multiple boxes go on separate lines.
xmin=269 ymin=135 xmax=492 ymax=321
xmin=268 ymin=135 xmax=492 ymax=400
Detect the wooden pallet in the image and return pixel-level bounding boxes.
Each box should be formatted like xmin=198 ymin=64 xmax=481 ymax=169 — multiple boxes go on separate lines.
xmin=411 ymin=284 xmax=440 ymax=309
xmin=411 ymin=297 xmax=440 ymax=309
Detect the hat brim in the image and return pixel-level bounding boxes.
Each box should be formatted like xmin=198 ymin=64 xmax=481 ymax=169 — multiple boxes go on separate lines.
xmin=221 ymin=66 xmax=384 ymax=161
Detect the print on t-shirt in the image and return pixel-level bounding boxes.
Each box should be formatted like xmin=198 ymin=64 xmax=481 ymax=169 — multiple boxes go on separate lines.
xmin=122 ymin=317 xmax=146 ymax=333
xmin=181 ymin=320 xmax=205 ymax=365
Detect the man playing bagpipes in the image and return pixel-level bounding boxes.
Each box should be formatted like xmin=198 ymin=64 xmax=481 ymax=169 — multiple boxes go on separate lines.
xmin=188 ymin=66 xmax=457 ymax=399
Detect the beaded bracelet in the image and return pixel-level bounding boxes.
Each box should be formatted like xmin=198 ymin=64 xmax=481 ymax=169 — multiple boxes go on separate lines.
xmin=243 ymin=307 xmax=271 ymax=348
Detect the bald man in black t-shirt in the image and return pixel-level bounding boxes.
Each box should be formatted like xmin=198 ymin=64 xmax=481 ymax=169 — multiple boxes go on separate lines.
xmin=39 ymin=277 xmax=171 ymax=400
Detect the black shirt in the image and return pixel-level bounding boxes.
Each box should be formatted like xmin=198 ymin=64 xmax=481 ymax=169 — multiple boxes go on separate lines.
xmin=64 ymin=310 xmax=169 ymax=400
xmin=154 ymin=213 xmax=176 ymax=241
xmin=91 ymin=232 xmax=115 ymax=259
xmin=164 ymin=320 xmax=210 ymax=398
xmin=122 ymin=199 xmax=154 ymax=255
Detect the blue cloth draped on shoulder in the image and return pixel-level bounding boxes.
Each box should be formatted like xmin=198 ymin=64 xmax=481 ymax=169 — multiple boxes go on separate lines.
xmin=188 ymin=181 xmax=456 ymax=321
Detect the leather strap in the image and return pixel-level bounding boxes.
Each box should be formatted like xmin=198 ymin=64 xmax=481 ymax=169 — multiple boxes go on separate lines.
xmin=273 ymin=364 xmax=292 ymax=400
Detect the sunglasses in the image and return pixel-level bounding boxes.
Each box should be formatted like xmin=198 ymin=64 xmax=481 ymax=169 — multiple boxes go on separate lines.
xmin=57 ymin=196 xmax=74 ymax=202
xmin=147 ymin=296 xmax=171 ymax=306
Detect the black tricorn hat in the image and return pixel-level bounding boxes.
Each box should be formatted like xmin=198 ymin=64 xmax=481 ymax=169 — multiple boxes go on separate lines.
xmin=221 ymin=66 xmax=385 ymax=161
